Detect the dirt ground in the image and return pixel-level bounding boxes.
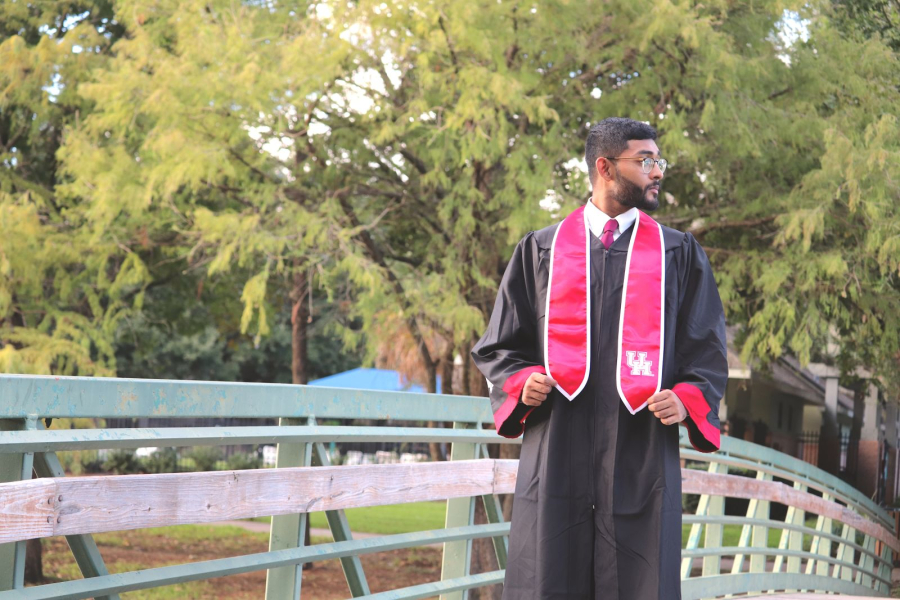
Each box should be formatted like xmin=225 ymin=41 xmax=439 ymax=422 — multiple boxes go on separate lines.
xmin=36 ymin=526 xmax=896 ymax=598
xmin=38 ymin=526 xmax=443 ymax=599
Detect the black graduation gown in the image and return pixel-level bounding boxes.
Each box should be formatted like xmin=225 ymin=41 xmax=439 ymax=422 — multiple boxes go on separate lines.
xmin=471 ymin=220 xmax=728 ymax=600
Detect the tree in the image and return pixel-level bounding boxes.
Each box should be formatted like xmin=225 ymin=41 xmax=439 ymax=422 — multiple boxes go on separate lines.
xmin=831 ymin=0 xmax=900 ymax=51
xmin=59 ymin=0 xmax=357 ymax=388
xmin=0 ymin=1 xmax=132 ymax=582
xmin=0 ymin=1 xmax=136 ymax=376
xmin=302 ymin=0 xmax=900 ymax=389
xmin=57 ymin=0 xmax=900 ymax=401
xmin=114 ymin=273 xmax=363 ymax=383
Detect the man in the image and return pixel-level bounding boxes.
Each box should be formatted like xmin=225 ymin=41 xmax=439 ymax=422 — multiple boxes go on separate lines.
xmin=472 ymin=117 xmax=727 ymax=599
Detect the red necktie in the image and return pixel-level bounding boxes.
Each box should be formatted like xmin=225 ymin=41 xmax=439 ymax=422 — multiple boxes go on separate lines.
xmin=600 ymin=219 xmax=618 ymax=249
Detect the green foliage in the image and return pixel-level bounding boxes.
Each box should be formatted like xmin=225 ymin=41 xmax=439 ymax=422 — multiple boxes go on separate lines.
xmin=830 ymin=0 xmax=900 ymax=52
xmin=116 ymin=309 xmax=241 ymax=382
xmin=0 ymin=1 xmax=143 ymax=376
xmin=307 ymin=501 xmax=447 ymax=535
xmin=142 ymin=447 xmax=179 ymax=474
xmin=185 ymin=446 xmax=223 ymax=472
xmin=5 ymin=0 xmax=899 ymax=391
xmin=0 ymin=195 xmax=144 ymax=375
xmin=0 ymin=1 xmax=123 ymax=195
xmin=114 ymin=279 xmax=362 ymax=382
xmin=102 ymin=449 xmax=140 ymax=474
xmin=57 ymin=450 xmax=104 ymax=475
xmin=225 ymin=452 xmax=262 ymax=471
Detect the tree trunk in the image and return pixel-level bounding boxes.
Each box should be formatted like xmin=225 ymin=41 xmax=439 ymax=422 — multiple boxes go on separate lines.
xmin=24 ymin=539 xmax=42 ymax=584
xmin=460 ymin=342 xmax=472 ymax=395
xmin=469 ymin=351 xmax=488 ymax=398
xmin=290 ymin=266 xmax=310 ymax=386
xmin=441 ymin=345 xmax=455 ymax=396
xmin=427 ymin=349 xmax=450 ymax=462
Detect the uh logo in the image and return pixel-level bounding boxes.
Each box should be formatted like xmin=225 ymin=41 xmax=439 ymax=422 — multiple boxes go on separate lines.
xmin=625 ymin=350 xmax=653 ymax=377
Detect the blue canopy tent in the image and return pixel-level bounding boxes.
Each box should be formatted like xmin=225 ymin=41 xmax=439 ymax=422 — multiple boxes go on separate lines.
xmin=309 ymin=367 xmax=442 ymax=394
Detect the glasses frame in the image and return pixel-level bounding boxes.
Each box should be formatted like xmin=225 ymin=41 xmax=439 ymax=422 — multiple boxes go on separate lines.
xmin=604 ymin=156 xmax=668 ymax=174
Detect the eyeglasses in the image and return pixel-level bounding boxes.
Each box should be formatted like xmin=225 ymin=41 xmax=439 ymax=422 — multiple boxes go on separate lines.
xmin=604 ymin=156 xmax=668 ymax=174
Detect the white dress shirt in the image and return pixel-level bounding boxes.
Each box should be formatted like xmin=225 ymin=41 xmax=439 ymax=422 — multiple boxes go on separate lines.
xmin=584 ymin=200 xmax=638 ymax=243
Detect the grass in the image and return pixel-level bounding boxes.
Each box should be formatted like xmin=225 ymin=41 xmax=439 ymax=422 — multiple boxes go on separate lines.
xmin=250 ymin=501 xmax=447 ymax=535
xmin=39 ymin=514 xmax=889 ymax=599
xmin=681 ymin=517 xmax=821 ymax=550
xmin=251 ymin=502 xmax=829 ymax=552
xmin=39 ymin=522 xmax=442 ymax=599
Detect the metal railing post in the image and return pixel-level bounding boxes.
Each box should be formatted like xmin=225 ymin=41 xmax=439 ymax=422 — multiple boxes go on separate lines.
xmin=440 ymin=422 xmax=477 ymax=600
xmin=805 ymin=491 xmax=834 ymax=592
xmin=0 ymin=417 xmax=35 ymax=591
xmin=834 ymin=524 xmax=857 ymax=582
xmin=478 ymin=443 xmax=508 ymax=570
xmin=772 ymin=481 xmax=806 ymax=591
xmin=702 ymin=462 xmax=727 ymax=580
xmin=33 ymin=441 xmax=120 ymax=600
xmin=308 ymin=417 xmax=370 ymax=597
xmin=731 ymin=471 xmax=772 ymax=576
xmin=265 ymin=417 xmax=312 ymax=600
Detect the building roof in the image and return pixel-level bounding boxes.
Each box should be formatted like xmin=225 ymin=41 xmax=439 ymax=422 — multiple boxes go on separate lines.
xmin=309 ymin=367 xmax=442 ymax=394
xmin=726 ymin=326 xmax=853 ymax=412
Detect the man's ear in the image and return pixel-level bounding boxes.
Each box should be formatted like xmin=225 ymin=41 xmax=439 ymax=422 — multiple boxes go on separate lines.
xmin=595 ymin=157 xmax=615 ymax=182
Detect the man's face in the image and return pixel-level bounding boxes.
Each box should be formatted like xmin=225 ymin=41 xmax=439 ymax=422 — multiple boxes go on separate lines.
xmin=609 ymin=139 xmax=664 ymax=212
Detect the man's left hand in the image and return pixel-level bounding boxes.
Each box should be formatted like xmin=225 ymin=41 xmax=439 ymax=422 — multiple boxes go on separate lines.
xmin=648 ymin=390 xmax=687 ymax=426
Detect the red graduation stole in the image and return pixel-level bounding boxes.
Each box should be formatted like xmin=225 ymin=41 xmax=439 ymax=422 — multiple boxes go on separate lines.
xmin=544 ymin=205 xmax=665 ymax=414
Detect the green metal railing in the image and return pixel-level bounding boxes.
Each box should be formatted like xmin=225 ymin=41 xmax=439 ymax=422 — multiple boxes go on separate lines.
xmin=0 ymin=374 xmax=896 ymax=599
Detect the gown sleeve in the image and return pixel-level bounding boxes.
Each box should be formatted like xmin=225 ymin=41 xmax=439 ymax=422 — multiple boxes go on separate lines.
xmin=471 ymin=233 xmax=546 ymax=438
xmin=671 ymin=232 xmax=728 ymax=453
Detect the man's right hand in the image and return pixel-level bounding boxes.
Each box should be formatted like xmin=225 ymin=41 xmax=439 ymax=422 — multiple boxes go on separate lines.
xmin=521 ymin=373 xmax=558 ymax=406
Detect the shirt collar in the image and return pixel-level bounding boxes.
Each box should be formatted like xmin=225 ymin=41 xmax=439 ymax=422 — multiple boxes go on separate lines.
xmin=584 ymin=200 xmax=638 ymax=240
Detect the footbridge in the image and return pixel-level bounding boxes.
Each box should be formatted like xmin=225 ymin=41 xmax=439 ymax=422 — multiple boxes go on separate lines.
xmin=0 ymin=375 xmax=896 ymax=599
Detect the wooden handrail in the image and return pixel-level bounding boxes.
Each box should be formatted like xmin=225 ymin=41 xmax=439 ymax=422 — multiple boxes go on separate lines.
xmin=0 ymin=459 xmax=517 ymax=545
xmin=2 ymin=460 xmax=895 ymax=554
xmin=683 ymin=469 xmax=900 ymax=553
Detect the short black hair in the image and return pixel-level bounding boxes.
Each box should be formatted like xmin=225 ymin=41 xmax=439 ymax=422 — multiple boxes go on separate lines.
xmin=584 ymin=118 xmax=658 ymax=185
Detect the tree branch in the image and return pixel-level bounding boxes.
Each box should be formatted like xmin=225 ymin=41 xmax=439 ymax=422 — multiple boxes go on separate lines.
xmin=400 ymin=149 xmax=429 ymax=175
xmin=438 ymin=14 xmax=460 ymax=74
xmin=227 ymin=147 xmax=278 ymax=184
xmin=334 ymin=188 xmax=436 ymax=371
xmin=690 ymin=215 xmax=777 ymax=236
xmin=768 ymin=87 xmax=792 ymax=101
xmin=387 ymin=253 xmax=423 ymax=267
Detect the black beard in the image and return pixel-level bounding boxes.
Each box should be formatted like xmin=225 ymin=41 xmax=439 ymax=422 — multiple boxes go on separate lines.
xmin=611 ymin=175 xmax=660 ymax=211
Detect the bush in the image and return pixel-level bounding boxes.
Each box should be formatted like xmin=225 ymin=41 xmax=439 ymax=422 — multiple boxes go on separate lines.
xmin=226 ymin=452 xmax=262 ymax=471
xmin=57 ymin=451 xmax=77 ymax=474
xmin=143 ymin=448 xmax=179 ymax=473
xmin=80 ymin=452 xmax=104 ymax=474
xmin=186 ymin=446 xmax=223 ymax=472
xmin=57 ymin=450 xmax=104 ymax=475
xmin=103 ymin=450 xmax=140 ymax=474
xmin=178 ymin=457 xmax=198 ymax=472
